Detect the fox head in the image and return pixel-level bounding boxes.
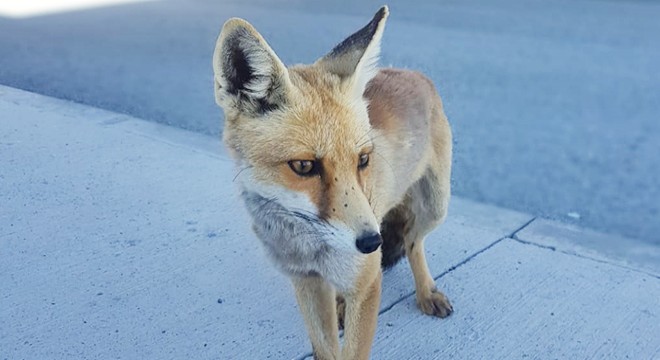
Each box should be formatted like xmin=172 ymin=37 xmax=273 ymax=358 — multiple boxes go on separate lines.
xmin=213 ymin=7 xmax=389 ymax=288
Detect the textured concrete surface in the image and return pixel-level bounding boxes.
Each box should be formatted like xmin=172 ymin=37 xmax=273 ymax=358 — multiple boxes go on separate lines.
xmin=516 ymin=219 xmax=660 ymax=277
xmin=1 ymin=86 xmax=658 ymax=359
xmin=0 ymin=0 xmax=659 ymax=244
xmin=371 ymin=239 xmax=659 ymax=360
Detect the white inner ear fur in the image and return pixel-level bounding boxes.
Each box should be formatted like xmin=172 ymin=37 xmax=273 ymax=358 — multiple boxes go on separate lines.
xmin=237 ymin=35 xmax=287 ymax=100
xmin=212 ymin=18 xmax=291 ymax=108
xmin=347 ymin=21 xmax=385 ymax=99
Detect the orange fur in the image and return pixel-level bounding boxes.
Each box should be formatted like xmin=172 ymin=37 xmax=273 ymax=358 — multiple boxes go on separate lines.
xmin=213 ymin=6 xmax=453 ymax=359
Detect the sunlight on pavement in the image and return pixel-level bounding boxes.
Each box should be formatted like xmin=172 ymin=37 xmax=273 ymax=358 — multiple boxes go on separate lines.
xmin=0 ymin=0 xmax=157 ymax=18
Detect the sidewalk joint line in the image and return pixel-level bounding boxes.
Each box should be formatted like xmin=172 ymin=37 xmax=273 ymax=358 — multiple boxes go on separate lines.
xmin=509 ymin=217 xmax=658 ymax=279
xmin=430 ymin=237 xmax=507 ymax=284
xmin=291 ymin=224 xmax=530 ymax=360
xmin=511 ymin=237 xmax=660 ymax=280
xmin=378 ymin=235 xmax=510 ymax=316
xmin=509 ymin=216 xmax=536 ymax=239
xmin=512 ymin=237 xmax=556 ymax=251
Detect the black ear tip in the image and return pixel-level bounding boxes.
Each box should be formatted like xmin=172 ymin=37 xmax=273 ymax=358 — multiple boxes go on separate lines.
xmin=374 ymin=5 xmax=389 ymax=22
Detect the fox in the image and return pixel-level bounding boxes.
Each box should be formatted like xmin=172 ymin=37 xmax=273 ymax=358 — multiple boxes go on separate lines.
xmin=212 ymin=5 xmax=453 ymax=360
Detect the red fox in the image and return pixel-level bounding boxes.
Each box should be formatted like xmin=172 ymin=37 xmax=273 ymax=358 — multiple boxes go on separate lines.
xmin=213 ymin=6 xmax=452 ymax=359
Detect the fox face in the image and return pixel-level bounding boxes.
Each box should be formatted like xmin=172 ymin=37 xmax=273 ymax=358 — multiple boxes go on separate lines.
xmin=213 ymin=8 xmax=389 ymax=289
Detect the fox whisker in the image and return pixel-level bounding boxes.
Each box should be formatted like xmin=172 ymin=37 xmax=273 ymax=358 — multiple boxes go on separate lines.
xmin=355 ymin=128 xmax=375 ymax=148
xmin=232 ymin=165 xmax=254 ymax=183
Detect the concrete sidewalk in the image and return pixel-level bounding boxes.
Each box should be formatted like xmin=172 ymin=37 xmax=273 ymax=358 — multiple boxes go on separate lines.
xmin=1 ymin=86 xmax=658 ymax=359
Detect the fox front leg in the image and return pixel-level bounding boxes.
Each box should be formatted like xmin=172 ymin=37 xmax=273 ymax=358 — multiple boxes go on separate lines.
xmin=293 ymin=276 xmax=340 ymax=360
xmin=340 ymin=255 xmax=382 ymax=360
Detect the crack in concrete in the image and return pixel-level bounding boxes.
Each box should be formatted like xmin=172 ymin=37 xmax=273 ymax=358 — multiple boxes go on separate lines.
xmin=379 ymin=236 xmax=509 ymax=316
xmin=292 ymin=217 xmax=539 ymax=360
xmin=509 ymin=217 xmax=537 ymax=238
xmin=379 ymin=216 xmax=538 ymax=316
xmin=511 ymin=237 xmax=660 ymax=280
xmin=510 ymin=219 xmax=659 ymax=279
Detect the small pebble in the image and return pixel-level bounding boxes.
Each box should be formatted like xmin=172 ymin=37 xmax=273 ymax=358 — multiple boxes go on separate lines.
xmin=567 ymin=211 xmax=581 ymax=220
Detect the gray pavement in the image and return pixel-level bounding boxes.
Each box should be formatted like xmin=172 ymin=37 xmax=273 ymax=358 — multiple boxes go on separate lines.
xmin=1 ymin=86 xmax=658 ymax=359
xmin=0 ymin=0 xmax=659 ymax=245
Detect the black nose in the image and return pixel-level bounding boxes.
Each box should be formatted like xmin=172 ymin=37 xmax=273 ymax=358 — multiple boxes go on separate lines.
xmin=355 ymin=233 xmax=382 ymax=254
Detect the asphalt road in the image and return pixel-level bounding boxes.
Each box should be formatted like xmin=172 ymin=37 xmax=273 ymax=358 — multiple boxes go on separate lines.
xmin=1 ymin=0 xmax=658 ymax=243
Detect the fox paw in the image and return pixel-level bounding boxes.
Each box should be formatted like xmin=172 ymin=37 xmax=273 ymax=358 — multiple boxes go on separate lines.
xmin=417 ymin=288 xmax=453 ymax=318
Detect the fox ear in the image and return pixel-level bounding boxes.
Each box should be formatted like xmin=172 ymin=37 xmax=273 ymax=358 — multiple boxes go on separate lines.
xmin=213 ymin=18 xmax=291 ymax=116
xmin=316 ymin=6 xmax=388 ymax=97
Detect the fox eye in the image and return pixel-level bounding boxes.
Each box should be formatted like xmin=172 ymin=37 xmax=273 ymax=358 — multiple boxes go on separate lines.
xmin=358 ymin=153 xmax=370 ymax=169
xmin=288 ymin=160 xmax=319 ymax=177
